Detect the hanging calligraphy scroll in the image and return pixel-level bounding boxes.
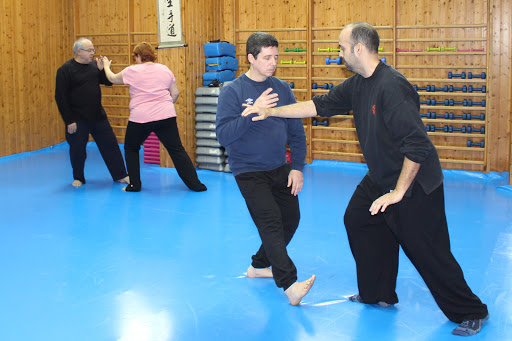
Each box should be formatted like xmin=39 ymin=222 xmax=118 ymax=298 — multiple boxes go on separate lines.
xmin=156 ymin=0 xmax=185 ymax=48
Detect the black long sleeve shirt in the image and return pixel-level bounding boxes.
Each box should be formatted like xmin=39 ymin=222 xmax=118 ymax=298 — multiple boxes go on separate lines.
xmin=312 ymin=62 xmax=443 ymax=195
xmin=55 ymin=59 xmax=112 ymax=125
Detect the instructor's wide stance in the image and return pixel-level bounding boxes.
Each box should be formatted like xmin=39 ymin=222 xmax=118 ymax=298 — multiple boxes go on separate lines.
xmin=242 ymin=22 xmax=488 ymax=336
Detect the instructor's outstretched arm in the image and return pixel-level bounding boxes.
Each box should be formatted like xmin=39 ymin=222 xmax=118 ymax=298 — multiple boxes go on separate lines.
xmin=241 ymin=100 xmax=318 ymax=121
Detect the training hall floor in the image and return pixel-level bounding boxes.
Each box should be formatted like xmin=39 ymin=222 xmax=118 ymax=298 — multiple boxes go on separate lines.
xmin=1 ymin=142 xmax=511 ymax=341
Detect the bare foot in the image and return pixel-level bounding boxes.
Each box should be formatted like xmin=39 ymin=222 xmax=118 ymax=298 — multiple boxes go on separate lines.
xmin=72 ymin=180 xmax=83 ymax=187
xmin=285 ymin=275 xmax=316 ymax=306
xmin=117 ymin=176 xmax=130 ymax=184
xmin=247 ymin=265 xmax=273 ymax=278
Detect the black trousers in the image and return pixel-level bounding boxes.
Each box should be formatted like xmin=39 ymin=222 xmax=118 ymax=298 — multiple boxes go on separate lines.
xmin=235 ymin=163 xmax=300 ymax=291
xmin=65 ymin=118 xmax=127 ymax=183
xmin=344 ymin=174 xmax=488 ymax=323
xmin=124 ymin=117 xmax=202 ymax=189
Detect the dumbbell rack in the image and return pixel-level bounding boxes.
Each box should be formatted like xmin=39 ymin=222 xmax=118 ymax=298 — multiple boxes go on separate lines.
xmin=231 ymin=0 xmax=493 ymax=173
xmin=396 ymin=23 xmax=489 ymax=172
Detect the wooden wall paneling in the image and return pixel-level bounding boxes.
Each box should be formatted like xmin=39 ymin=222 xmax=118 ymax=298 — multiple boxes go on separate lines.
xmin=0 ymin=0 xmax=16 ymax=157
xmin=0 ymin=0 xmax=72 ymax=157
xmin=488 ymin=0 xmax=512 ymax=177
xmin=395 ymin=0 xmax=491 ymax=172
xmin=157 ymin=0 xmax=225 ymax=168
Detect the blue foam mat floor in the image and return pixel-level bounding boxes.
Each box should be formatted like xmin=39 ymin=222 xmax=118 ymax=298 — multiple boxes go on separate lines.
xmin=0 ymin=142 xmax=511 ymax=341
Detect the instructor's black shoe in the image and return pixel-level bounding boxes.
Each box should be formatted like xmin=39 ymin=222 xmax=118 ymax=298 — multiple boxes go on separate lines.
xmin=189 ymin=183 xmax=207 ymax=192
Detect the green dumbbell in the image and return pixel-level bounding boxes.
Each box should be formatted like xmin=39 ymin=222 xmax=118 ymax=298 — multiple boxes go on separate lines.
xmin=280 ymin=60 xmax=293 ymax=64
xmin=442 ymin=46 xmax=457 ymax=52
xmin=293 ymin=61 xmax=307 ymax=64
xmin=285 ymin=48 xmax=307 ymax=52
xmin=427 ymin=47 xmax=442 ymax=52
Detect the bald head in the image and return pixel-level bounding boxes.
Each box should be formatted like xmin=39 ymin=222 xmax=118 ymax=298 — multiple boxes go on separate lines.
xmin=343 ymin=22 xmax=380 ymax=54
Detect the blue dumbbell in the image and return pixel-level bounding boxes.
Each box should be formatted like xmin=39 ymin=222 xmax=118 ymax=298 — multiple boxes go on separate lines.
xmin=439 ymin=112 xmax=455 ymax=119
xmin=313 ymin=119 xmax=329 ymax=126
xmin=426 ymin=124 xmax=445 ymax=132
xmin=462 ymin=113 xmax=485 ymax=120
xmin=426 ymin=85 xmax=449 ymax=92
xmin=448 ymin=71 xmax=467 ymax=79
xmin=447 ymin=125 xmax=468 ymax=133
xmin=428 ymin=99 xmax=450 ymax=106
xmin=312 ymin=83 xmax=333 ymax=90
xmin=449 ymin=99 xmax=469 ymax=106
xmin=467 ymin=99 xmax=486 ymax=107
xmin=468 ymin=72 xmax=486 ymax=79
xmin=421 ymin=111 xmax=438 ymax=119
xmin=467 ymin=140 xmax=485 ymax=148
xmin=466 ymin=126 xmax=485 ymax=134
xmin=448 ymin=85 xmax=468 ymax=92
xmin=326 ymin=57 xmax=342 ymax=65
xmin=468 ymin=85 xmax=486 ymax=93
xmin=288 ymin=82 xmax=295 ymax=89
xmin=414 ymin=85 xmax=428 ymax=91
xmin=381 ymin=57 xmax=387 ymax=63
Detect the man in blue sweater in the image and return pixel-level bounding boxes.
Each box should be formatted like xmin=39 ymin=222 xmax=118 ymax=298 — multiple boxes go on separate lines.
xmin=216 ymin=32 xmax=315 ymax=305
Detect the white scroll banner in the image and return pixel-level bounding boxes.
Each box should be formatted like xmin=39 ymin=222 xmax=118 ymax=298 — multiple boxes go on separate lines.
xmin=156 ymin=0 xmax=185 ymax=48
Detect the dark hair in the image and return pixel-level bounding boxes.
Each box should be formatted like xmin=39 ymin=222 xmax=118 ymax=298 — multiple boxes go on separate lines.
xmin=347 ymin=22 xmax=380 ymax=53
xmin=246 ymin=32 xmax=279 ymax=59
xmin=133 ymin=42 xmax=156 ymax=62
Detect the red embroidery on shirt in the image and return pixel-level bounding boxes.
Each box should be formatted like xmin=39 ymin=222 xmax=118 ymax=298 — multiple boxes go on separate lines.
xmin=372 ymin=104 xmax=376 ymax=115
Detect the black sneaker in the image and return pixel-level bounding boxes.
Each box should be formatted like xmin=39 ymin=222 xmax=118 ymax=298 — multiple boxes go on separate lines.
xmin=452 ymin=314 xmax=489 ymax=336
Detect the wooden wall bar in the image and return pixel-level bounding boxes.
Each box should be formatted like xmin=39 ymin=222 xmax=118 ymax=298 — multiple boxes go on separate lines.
xmin=1 ymin=0 xmax=510 ymax=182
xmin=221 ymin=0 xmax=512 ymax=177
xmin=0 ymin=0 xmax=73 ymax=157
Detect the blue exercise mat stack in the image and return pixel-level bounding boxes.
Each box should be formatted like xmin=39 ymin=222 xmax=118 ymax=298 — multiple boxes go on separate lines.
xmin=202 ymin=41 xmax=237 ymax=86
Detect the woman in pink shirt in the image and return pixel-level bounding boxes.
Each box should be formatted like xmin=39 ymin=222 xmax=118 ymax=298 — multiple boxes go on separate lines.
xmin=102 ymin=42 xmax=206 ymax=192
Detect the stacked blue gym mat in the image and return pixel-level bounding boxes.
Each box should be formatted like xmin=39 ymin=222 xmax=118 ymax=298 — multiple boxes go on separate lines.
xmin=194 ymin=41 xmax=238 ymax=172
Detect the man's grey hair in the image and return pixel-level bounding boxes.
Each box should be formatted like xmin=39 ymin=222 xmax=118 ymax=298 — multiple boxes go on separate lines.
xmin=73 ymin=38 xmax=91 ymax=54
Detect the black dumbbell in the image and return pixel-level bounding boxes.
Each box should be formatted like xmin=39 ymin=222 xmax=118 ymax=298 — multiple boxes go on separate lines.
xmin=468 ymin=85 xmax=486 ymax=93
xmin=426 ymin=85 xmax=449 ymax=92
xmin=448 ymin=71 xmax=467 ymax=79
xmin=467 ymin=99 xmax=486 ymax=107
xmin=449 ymin=99 xmax=468 ymax=106
xmin=466 ymin=126 xmax=485 ymax=134
xmin=467 ymin=140 xmax=485 ymax=148
xmin=448 ymin=85 xmax=467 ymax=92
xmin=468 ymin=72 xmax=486 ymax=79
xmin=312 ymin=119 xmax=329 ymax=126
xmin=462 ymin=113 xmax=485 ymax=120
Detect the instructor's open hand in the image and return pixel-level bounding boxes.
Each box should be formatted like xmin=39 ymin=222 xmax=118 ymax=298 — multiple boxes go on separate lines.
xmin=369 ymin=190 xmax=404 ymax=215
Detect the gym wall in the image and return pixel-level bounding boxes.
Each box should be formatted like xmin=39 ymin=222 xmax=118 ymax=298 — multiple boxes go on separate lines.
xmin=0 ymin=0 xmax=510 ymax=179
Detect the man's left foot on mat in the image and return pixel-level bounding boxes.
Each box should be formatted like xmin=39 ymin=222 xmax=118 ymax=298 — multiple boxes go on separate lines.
xmin=452 ymin=314 xmax=489 ymax=336
xmin=116 ymin=176 xmax=130 ymax=184
xmin=348 ymin=294 xmax=394 ymax=307
xmin=247 ymin=265 xmax=273 ymax=278
xmin=285 ymin=275 xmax=316 ymax=306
